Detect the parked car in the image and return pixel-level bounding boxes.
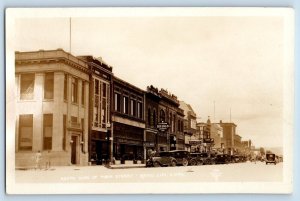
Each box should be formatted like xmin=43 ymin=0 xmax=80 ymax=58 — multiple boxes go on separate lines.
xmin=146 ymin=151 xmax=177 ymax=167
xmin=189 ymin=153 xmax=204 ymax=166
xmin=215 ymin=154 xmax=229 ymax=164
xmin=168 ymin=150 xmax=190 ymax=166
xmin=197 ymin=152 xmax=216 ymax=165
xmin=265 ymin=153 xmax=277 ymax=165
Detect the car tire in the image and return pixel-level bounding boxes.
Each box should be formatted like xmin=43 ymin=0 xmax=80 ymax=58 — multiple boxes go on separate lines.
xmin=182 ymin=158 xmax=188 ymax=166
xmin=171 ymin=160 xmax=177 ymax=167
xmin=190 ymin=159 xmax=197 ymax=166
xmin=153 ymin=161 xmax=160 ymax=167
xmin=197 ymin=160 xmax=203 ymax=166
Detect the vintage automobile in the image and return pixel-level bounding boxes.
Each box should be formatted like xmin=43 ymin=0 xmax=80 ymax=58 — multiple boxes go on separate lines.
xmin=215 ymin=154 xmax=229 ymax=164
xmin=168 ymin=150 xmax=190 ymax=166
xmin=197 ymin=152 xmax=216 ymax=165
xmin=146 ymin=151 xmax=177 ymax=167
xmin=265 ymin=153 xmax=277 ymax=165
xmin=189 ymin=153 xmax=204 ymax=166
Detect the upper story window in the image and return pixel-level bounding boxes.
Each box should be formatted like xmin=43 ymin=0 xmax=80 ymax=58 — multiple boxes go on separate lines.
xmin=152 ymin=109 xmax=156 ymax=126
xmin=123 ymin=96 xmax=129 ymax=114
xmin=20 ymin=74 xmax=35 ymax=100
xmin=71 ymin=77 xmax=78 ymax=103
xmin=93 ymin=77 xmax=110 ymax=129
xmin=44 ymin=72 xmax=54 ymax=99
xmin=81 ymin=81 xmax=85 ymax=106
xmin=137 ymin=102 xmax=143 ymax=120
xmin=114 ymin=93 xmax=121 ymax=112
xmin=18 ymin=114 xmax=33 ymax=151
xmin=160 ymin=109 xmax=165 ymax=122
xmin=130 ymin=99 xmax=136 ymax=117
xmin=64 ymin=74 xmax=68 ymax=101
xmin=147 ymin=108 xmax=151 ymax=126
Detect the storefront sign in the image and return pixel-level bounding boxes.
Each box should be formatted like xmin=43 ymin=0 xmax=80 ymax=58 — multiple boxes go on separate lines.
xmin=189 ymin=140 xmax=202 ymax=145
xmin=143 ymin=142 xmax=155 ymax=147
xmin=157 ymin=121 xmax=169 ymax=132
xmin=203 ymin=138 xmax=214 ymax=143
xmin=117 ymin=138 xmax=143 ymax=146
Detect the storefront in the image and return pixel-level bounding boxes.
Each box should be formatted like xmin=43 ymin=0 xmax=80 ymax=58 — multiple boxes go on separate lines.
xmin=113 ymin=122 xmax=144 ymax=161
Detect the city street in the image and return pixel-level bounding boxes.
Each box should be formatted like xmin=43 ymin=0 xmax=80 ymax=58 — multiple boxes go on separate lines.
xmin=15 ymin=161 xmax=282 ymax=183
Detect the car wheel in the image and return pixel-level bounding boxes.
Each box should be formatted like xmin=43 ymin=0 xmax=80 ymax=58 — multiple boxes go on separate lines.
xmin=190 ymin=159 xmax=197 ymax=166
xmin=182 ymin=158 xmax=188 ymax=166
xmin=197 ymin=160 xmax=204 ymax=166
xmin=153 ymin=161 xmax=160 ymax=167
xmin=171 ymin=160 xmax=177 ymax=167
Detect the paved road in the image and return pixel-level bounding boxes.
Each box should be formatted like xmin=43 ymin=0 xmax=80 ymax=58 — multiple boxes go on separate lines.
xmin=15 ymin=161 xmax=282 ymax=183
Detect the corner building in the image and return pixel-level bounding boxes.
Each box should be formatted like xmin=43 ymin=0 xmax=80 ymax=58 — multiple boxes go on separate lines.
xmin=15 ymin=49 xmax=90 ymax=167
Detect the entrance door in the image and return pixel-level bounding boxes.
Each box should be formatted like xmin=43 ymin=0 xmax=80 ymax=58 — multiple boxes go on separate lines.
xmin=71 ymin=136 xmax=77 ymax=164
xmin=96 ymin=141 xmax=102 ymax=165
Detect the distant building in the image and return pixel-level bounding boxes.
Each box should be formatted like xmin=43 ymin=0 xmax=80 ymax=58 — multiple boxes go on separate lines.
xmin=15 ymin=49 xmax=90 ymax=167
xmin=179 ymin=101 xmax=197 ymax=151
xmin=158 ymin=89 xmax=185 ymax=151
xmin=234 ymin=134 xmax=242 ymax=154
xmin=210 ymin=123 xmax=223 ymax=151
xmin=219 ymin=120 xmax=237 ymax=155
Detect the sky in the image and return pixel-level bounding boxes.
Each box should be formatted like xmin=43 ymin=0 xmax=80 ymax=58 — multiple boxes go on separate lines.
xmin=14 ymin=16 xmax=285 ymax=148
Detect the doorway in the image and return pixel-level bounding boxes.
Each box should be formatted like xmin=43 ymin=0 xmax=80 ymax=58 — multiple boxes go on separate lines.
xmin=71 ymin=136 xmax=77 ymax=164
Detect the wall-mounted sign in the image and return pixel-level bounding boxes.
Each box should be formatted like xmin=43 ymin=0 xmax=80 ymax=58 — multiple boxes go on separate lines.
xmin=203 ymin=138 xmax=214 ymax=143
xmin=189 ymin=140 xmax=202 ymax=145
xmin=143 ymin=142 xmax=155 ymax=147
xmin=157 ymin=121 xmax=169 ymax=132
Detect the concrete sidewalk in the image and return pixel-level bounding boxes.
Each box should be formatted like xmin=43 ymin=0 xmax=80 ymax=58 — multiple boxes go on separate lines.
xmin=108 ymin=160 xmax=146 ymax=169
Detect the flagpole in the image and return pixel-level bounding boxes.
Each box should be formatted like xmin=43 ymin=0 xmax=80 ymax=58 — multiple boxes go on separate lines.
xmin=69 ymin=18 xmax=72 ymax=53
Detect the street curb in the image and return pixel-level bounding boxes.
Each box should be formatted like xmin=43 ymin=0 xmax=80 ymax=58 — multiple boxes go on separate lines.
xmin=106 ymin=165 xmax=146 ymax=169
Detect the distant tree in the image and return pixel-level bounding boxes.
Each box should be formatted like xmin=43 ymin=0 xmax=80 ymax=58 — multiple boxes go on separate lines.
xmin=260 ymin=147 xmax=265 ymax=156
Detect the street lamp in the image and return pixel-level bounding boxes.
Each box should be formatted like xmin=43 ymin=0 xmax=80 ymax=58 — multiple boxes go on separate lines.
xmin=106 ymin=121 xmax=111 ymax=164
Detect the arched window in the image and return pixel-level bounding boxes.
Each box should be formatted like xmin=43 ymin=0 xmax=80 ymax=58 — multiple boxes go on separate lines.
xmin=170 ymin=113 xmax=173 ymax=132
xmin=160 ymin=109 xmax=165 ymax=122
xmin=173 ymin=114 xmax=176 ymax=132
xmin=148 ymin=108 xmax=151 ymax=126
xmin=153 ymin=109 xmax=156 ymax=127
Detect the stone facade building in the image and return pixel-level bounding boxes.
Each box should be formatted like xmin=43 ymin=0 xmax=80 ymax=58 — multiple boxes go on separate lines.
xmin=15 ymin=49 xmax=90 ymax=167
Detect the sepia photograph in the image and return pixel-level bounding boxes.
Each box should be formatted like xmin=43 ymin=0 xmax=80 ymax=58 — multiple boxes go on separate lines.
xmin=5 ymin=7 xmax=294 ymax=194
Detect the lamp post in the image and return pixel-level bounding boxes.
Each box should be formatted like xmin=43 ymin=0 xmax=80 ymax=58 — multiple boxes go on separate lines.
xmin=106 ymin=121 xmax=111 ymax=164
